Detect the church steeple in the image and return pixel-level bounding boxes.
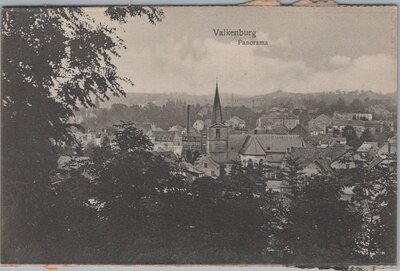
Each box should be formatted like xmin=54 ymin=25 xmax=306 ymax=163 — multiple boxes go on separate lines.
xmin=212 ymin=80 xmax=223 ymax=125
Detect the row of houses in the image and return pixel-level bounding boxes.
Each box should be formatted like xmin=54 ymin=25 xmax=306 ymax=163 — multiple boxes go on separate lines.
xmin=306 ymin=114 xmax=394 ymax=137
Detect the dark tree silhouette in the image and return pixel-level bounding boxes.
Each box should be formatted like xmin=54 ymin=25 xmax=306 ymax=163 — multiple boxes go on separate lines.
xmin=1 ymin=6 xmax=163 ymax=263
xmin=343 ymin=125 xmax=358 ymax=144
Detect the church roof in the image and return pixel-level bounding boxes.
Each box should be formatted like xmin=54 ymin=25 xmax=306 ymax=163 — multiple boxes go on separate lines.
xmin=240 ymin=136 xmax=266 ymax=156
xmin=227 ymin=134 xmax=249 ymax=161
xmin=240 ymin=134 xmax=305 ymax=156
xmin=211 ymin=82 xmax=223 ymax=125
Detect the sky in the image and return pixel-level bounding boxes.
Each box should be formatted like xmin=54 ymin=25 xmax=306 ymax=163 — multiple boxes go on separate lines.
xmin=89 ymin=6 xmax=397 ymax=95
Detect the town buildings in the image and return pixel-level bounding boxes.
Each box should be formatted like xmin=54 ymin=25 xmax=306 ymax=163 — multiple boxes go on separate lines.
xmin=152 ymin=130 xmax=182 ymax=156
xmin=226 ymin=116 xmax=246 ymax=129
xmin=192 ymin=83 xmax=307 ymax=178
xmin=257 ymin=112 xmax=300 ymax=131
xmin=122 ymin=83 xmax=396 ymax=182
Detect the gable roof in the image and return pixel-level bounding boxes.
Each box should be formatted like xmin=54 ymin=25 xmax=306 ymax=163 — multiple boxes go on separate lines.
xmin=291 ymin=145 xmax=350 ymax=163
xmin=227 ymin=134 xmax=249 ymax=161
xmin=357 ymin=141 xmax=379 ymax=152
xmin=227 ymin=116 xmax=245 ymax=124
xmin=388 ymin=136 xmax=396 ymax=144
xmin=290 ymin=124 xmax=312 ymax=142
xmin=194 ymin=154 xmax=220 ymax=168
xmin=307 ymin=115 xmax=333 ymax=131
xmin=290 ymin=124 xmax=310 ymax=135
xmin=240 ymin=134 xmax=306 ymax=155
xmin=169 ymin=125 xmax=184 ymax=132
xmin=240 ymin=136 xmax=266 ymax=156
xmin=368 ymin=156 xmax=385 ymax=169
xmin=312 ymin=114 xmax=333 ymax=124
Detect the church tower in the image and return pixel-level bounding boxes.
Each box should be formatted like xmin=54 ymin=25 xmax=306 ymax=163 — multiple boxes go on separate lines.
xmin=207 ymin=81 xmax=229 ymax=163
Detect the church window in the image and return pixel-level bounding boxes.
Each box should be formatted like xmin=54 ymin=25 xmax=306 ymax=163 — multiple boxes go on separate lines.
xmin=216 ymin=128 xmax=220 ymax=138
xmin=204 ymin=163 xmax=208 ymax=168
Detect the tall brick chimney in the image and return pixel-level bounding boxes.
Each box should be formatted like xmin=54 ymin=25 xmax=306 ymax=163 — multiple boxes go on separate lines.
xmin=187 ymin=104 xmax=191 ymax=134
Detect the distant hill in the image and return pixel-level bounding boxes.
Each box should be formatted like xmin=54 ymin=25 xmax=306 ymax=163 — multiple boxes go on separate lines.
xmin=101 ymin=92 xmax=248 ymax=108
xmin=100 ymin=90 xmax=396 ymax=109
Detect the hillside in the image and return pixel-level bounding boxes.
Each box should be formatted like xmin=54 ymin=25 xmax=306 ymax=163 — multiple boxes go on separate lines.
xmin=100 ymin=90 xmax=396 ymax=109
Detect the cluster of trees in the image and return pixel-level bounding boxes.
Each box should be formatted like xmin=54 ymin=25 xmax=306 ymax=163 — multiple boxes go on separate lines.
xmin=81 ymin=101 xmax=203 ymax=131
xmin=342 ymin=125 xmax=394 ymax=149
xmin=8 ymin=121 xmax=395 ymax=265
xmin=300 ymin=97 xmax=395 ymax=119
xmin=1 ymin=6 xmax=164 ymax=263
xmin=79 ymin=101 xmax=262 ymax=131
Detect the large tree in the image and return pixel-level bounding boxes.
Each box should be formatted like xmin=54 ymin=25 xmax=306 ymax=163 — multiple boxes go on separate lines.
xmin=351 ymin=155 xmax=397 ymax=263
xmin=1 ymin=6 xmax=163 ymax=262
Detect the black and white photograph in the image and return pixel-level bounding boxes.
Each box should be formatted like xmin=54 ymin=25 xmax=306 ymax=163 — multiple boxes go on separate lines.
xmin=1 ymin=4 xmax=397 ymax=268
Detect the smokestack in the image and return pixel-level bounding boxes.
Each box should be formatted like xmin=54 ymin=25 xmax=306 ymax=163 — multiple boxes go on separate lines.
xmin=187 ymin=104 xmax=191 ymax=135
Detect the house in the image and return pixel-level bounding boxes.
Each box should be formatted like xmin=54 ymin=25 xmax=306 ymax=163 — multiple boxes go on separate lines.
xmin=257 ymin=112 xmax=300 ymax=130
xmin=71 ymin=127 xmax=106 ymax=147
xmin=332 ymin=119 xmax=394 ymax=137
xmin=333 ymin=112 xmax=373 ymax=121
xmin=182 ymin=131 xmax=202 ymax=153
xmin=357 ymin=142 xmax=379 ymax=154
xmin=378 ymin=136 xmax=397 ymax=156
xmin=266 ymin=180 xmax=291 ymax=194
xmin=330 ymin=149 xmax=357 ymax=169
xmin=169 ymin=124 xmax=185 ymax=133
xmin=368 ymin=104 xmax=393 ymax=120
xmin=194 ymin=154 xmax=221 ymax=178
xmin=368 ymin=155 xmax=397 ymax=171
xmin=152 ymin=131 xmax=182 ymax=156
xmin=309 ymin=134 xmax=346 ymax=148
xmin=307 ymin=114 xmax=333 ymax=136
xmin=225 ymin=116 xmax=246 ymax=129
xmin=289 ymin=147 xmax=332 ymax=176
xmin=289 ymin=145 xmax=353 ymax=170
xmin=289 ymin=124 xmax=312 ymax=143
xmin=178 ymin=161 xmax=206 ymax=181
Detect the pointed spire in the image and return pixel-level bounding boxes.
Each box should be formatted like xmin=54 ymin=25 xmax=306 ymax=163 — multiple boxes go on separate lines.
xmin=212 ymin=79 xmax=223 ymax=124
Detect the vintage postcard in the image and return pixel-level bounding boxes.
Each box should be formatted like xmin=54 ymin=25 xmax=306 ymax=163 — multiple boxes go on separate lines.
xmin=1 ymin=3 xmax=397 ymax=269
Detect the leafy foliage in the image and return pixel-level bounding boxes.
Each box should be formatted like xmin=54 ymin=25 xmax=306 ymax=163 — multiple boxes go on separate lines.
xmin=1 ymin=6 xmax=163 ymax=262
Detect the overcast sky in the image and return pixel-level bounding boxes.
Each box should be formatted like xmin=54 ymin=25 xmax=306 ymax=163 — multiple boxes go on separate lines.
xmin=90 ymin=6 xmax=397 ymax=95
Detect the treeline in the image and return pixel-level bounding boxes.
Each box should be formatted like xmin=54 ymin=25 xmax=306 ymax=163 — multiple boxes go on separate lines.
xmin=299 ymin=97 xmax=395 ymax=118
xmin=80 ymin=100 xmax=262 ymax=131
xmin=5 ymin=122 xmax=395 ymax=266
xmin=80 ymin=96 xmax=396 ymax=133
